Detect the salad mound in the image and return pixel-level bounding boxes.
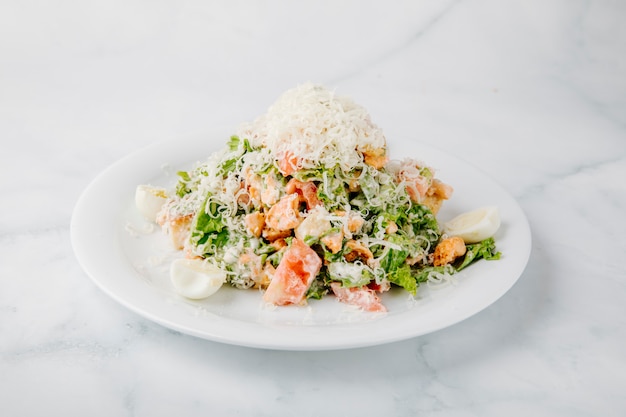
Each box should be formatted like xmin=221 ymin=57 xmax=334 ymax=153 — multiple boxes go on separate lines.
xmin=144 ymin=83 xmax=500 ymax=312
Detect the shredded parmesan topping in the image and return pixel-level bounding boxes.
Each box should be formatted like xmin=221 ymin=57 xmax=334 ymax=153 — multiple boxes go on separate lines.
xmin=236 ymin=82 xmax=387 ymax=172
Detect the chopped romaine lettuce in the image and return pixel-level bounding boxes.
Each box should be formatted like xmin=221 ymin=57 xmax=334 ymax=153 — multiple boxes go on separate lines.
xmin=455 ymin=237 xmax=501 ymax=271
xmin=189 ymin=196 xmax=229 ymax=252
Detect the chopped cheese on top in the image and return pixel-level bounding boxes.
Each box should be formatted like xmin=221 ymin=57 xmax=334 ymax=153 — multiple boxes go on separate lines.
xmin=236 ymin=82 xmax=387 ymax=172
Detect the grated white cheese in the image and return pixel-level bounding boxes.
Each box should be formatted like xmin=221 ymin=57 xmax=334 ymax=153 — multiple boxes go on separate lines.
xmin=236 ymin=82 xmax=387 ymax=172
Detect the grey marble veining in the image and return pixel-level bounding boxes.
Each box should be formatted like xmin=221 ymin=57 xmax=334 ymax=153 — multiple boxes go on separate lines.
xmin=1 ymin=1 xmax=625 ymax=416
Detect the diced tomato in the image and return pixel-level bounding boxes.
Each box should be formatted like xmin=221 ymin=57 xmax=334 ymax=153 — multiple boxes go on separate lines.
xmin=330 ymin=282 xmax=387 ymax=312
xmin=277 ymin=151 xmax=300 ymax=176
xmin=263 ymin=238 xmax=322 ymax=306
xmin=367 ymin=280 xmax=391 ymax=293
xmin=286 ymin=178 xmax=322 ymax=209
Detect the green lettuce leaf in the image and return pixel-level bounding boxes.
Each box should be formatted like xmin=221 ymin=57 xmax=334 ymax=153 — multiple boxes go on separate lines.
xmin=306 ymin=275 xmax=329 ymax=300
xmin=387 ymin=264 xmax=417 ymax=295
xmin=455 ymin=237 xmax=501 ymax=271
xmin=189 ymin=196 xmax=229 ymax=254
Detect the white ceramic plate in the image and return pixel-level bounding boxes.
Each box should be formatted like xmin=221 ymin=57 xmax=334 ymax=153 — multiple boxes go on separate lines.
xmin=71 ymin=131 xmax=531 ymax=350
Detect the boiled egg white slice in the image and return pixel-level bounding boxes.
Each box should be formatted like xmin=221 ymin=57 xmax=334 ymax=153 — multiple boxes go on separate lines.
xmin=170 ymin=258 xmax=227 ymax=300
xmin=135 ymin=185 xmax=167 ymax=222
xmin=443 ymin=206 xmax=501 ymax=244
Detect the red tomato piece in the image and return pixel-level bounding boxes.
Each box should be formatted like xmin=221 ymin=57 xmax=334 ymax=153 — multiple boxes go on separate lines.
xmin=286 ymin=178 xmax=322 ymax=210
xmin=330 ymin=282 xmax=387 ymax=312
xmin=263 ymin=238 xmax=322 ymax=306
xmin=277 ymin=151 xmax=301 ymax=176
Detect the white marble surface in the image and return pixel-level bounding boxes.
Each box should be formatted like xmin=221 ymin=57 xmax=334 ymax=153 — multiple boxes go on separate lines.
xmin=1 ymin=0 xmax=625 ymax=415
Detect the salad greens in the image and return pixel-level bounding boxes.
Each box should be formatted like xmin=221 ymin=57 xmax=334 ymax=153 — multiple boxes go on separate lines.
xmin=153 ymin=83 xmax=501 ymax=311
xmin=163 ymin=133 xmax=500 ymax=299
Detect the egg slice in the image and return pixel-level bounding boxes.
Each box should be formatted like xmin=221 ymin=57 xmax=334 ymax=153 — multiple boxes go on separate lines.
xmin=443 ymin=206 xmax=500 ymax=244
xmin=170 ymin=258 xmax=227 ymax=299
xmin=135 ymin=185 xmax=167 ymax=222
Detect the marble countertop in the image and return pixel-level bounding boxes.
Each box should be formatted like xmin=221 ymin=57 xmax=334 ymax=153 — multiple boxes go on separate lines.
xmin=2 ymin=1 xmax=625 ymax=415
